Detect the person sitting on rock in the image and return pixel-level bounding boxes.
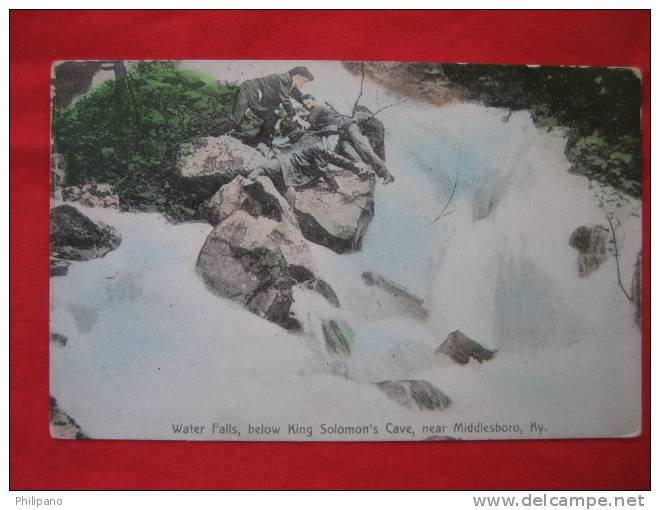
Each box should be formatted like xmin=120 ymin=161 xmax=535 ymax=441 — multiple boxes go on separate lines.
xmin=300 ymin=95 xmax=395 ymax=185
xmin=221 ymin=66 xmax=314 ymax=145
xmin=248 ymin=125 xmax=371 ymax=208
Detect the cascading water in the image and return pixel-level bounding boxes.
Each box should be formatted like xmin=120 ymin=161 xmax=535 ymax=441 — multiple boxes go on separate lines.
xmin=50 ymin=61 xmax=641 ymax=440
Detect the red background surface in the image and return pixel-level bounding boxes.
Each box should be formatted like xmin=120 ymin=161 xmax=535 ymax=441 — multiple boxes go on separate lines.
xmin=10 ymin=10 xmax=650 ymax=490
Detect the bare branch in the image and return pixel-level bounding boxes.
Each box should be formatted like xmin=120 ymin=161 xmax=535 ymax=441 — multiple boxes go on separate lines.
xmin=427 ymin=165 xmax=460 ymax=226
xmin=605 ymin=212 xmax=634 ymax=303
xmin=352 ymin=62 xmax=365 ymax=116
xmin=365 ymin=98 xmax=409 ymax=121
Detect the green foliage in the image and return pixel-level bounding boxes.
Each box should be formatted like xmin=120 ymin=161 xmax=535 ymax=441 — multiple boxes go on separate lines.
xmin=443 ymin=64 xmax=642 ymax=197
xmin=52 ymin=61 xmax=238 ymax=219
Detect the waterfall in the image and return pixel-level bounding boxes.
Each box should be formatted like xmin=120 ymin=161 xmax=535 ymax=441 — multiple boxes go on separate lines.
xmin=50 ymin=61 xmax=641 ymax=440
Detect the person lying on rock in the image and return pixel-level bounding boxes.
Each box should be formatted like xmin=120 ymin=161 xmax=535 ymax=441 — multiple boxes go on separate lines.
xmin=220 ymin=66 xmax=314 ymax=145
xmin=248 ymin=125 xmax=371 ymax=208
xmin=300 ymin=95 xmax=395 ymax=185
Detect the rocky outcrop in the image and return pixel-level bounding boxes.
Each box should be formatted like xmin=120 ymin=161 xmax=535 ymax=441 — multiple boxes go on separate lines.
xmin=361 ymin=271 xmax=429 ymax=320
xmin=294 ymin=170 xmax=376 ymax=254
xmin=61 ymin=183 xmax=120 ymax=209
xmin=50 ymin=258 xmax=71 ymax=277
xmin=322 ymin=319 xmax=353 ymax=355
xmin=50 ymin=205 xmax=121 ymax=261
xmin=179 ymin=136 xmax=267 ymax=181
xmin=50 ymin=332 xmax=68 ymax=347
xmin=435 ymin=330 xmax=496 ymax=365
xmin=206 ymin=175 xmax=297 ymax=226
xmin=344 ymin=61 xmax=458 ymax=106
xmin=197 ymin=211 xmax=308 ymax=329
xmin=376 ymin=380 xmax=451 ymax=411
xmin=301 ymin=278 xmax=340 ymax=307
xmin=49 ymin=397 xmax=87 ymax=439
xmin=632 ymin=251 xmax=642 ymax=326
xmin=569 ymin=224 xmax=609 ymax=277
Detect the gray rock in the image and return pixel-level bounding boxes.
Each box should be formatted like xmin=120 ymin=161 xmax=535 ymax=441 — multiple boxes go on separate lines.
xmin=62 ymin=182 xmax=120 ymax=209
xmin=179 ymin=136 xmax=267 ymax=181
xmin=196 ymin=211 xmax=299 ymax=328
xmin=632 ymin=251 xmax=642 ymax=326
xmin=50 ymin=205 xmax=121 ymax=261
xmin=343 ymin=61 xmax=457 ymax=106
xmin=322 ymin=319 xmax=353 ymax=355
xmin=435 ymin=330 xmax=496 ymax=365
xmin=376 ymin=380 xmax=451 ymax=411
xmin=49 ymin=397 xmax=87 ymax=439
xmin=50 ymin=332 xmax=68 ymax=347
xmin=302 ymin=278 xmax=340 ymax=307
xmin=362 ymin=271 xmax=429 ymax=320
xmin=50 ymin=258 xmax=71 ymax=277
xmin=206 ymin=175 xmax=298 ymax=227
xmin=569 ymin=224 xmax=609 ymax=277
xmin=294 ymin=169 xmax=376 ymax=254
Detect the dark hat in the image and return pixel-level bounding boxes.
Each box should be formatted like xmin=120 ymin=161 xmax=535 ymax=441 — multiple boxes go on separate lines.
xmin=288 ymin=66 xmax=314 ymax=80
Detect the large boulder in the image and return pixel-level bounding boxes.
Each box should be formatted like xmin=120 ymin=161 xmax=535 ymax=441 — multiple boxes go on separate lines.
xmin=206 ymin=175 xmax=298 ymax=227
xmin=197 ymin=211 xmax=314 ymax=328
xmin=50 ymin=397 xmax=87 ymax=439
xmin=179 ymin=136 xmax=267 ymax=181
xmin=435 ymin=330 xmax=496 ymax=365
xmin=294 ymin=169 xmax=376 ymax=254
xmin=376 ymin=380 xmax=451 ymax=411
xmin=50 ymin=205 xmax=121 ymax=261
xmin=569 ymin=224 xmax=609 ymax=277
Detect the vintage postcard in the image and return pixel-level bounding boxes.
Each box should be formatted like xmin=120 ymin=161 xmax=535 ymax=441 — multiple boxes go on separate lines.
xmin=49 ymin=60 xmax=642 ymax=441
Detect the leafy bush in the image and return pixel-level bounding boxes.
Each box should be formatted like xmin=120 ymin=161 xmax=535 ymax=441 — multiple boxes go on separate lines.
xmin=53 ymin=61 xmax=238 ymax=219
xmin=443 ymin=64 xmax=642 ymax=197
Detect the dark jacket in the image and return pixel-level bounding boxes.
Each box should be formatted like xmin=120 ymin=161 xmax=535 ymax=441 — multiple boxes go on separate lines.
xmin=239 ymin=73 xmax=304 ymax=117
xmin=276 ymin=135 xmax=363 ymax=187
xmin=308 ymin=104 xmax=354 ymax=132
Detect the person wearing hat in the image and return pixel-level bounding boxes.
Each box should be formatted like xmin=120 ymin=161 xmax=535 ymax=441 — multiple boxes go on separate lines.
xmin=222 ymin=66 xmax=314 ymax=145
xmin=301 ymin=95 xmax=395 ymax=185
xmin=249 ymin=126 xmax=371 ymax=207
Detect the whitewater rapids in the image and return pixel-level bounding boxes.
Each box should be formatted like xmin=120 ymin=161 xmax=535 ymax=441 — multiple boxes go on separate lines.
xmin=50 ymin=61 xmax=641 ymax=440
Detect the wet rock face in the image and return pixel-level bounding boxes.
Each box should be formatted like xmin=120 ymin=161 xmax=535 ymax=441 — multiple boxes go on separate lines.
xmin=50 ymin=258 xmax=71 ymax=277
xmin=376 ymin=380 xmax=451 ymax=411
xmin=197 ymin=211 xmax=302 ymax=329
xmin=49 ymin=397 xmax=87 ymax=439
xmin=632 ymin=251 xmax=642 ymax=326
xmin=301 ymin=278 xmax=340 ymax=307
xmin=322 ymin=319 xmax=353 ymax=355
xmin=569 ymin=224 xmax=609 ymax=277
xmin=179 ymin=136 xmax=267 ymax=181
xmin=294 ymin=170 xmax=376 ymax=254
xmin=50 ymin=205 xmax=121 ymax=261
xmin=436 ymin=330 xmax=496 ymax=365
xmin=362 ymin=271 xmax=429 ymax=320
xmin=62 ymin=183 xmax=120 ymax=209
xmin=206 ymin=175 xmax=297 ymax=227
